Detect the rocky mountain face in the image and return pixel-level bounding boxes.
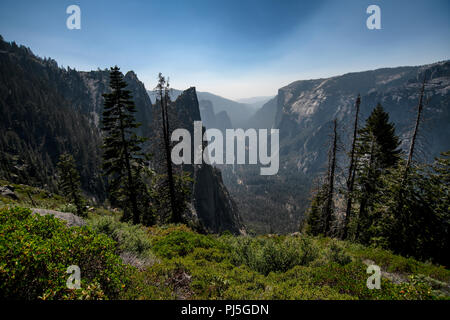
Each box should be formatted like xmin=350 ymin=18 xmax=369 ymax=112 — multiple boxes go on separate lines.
xmin=272 ymin=61 xmax=450 ymax=174
xmin=0 ymin=36 xmax=244 ymax=234
xmin=164 ymin=88 xmax=245 ymax=235
xmin=225 ymin=61 xmax=450 ymax=234
xmin=195 ymin=91 xmax=254 ymax=128
xmin=193 ymin=164 xmax=244 ymax=234
xmin=148 ymin=89 xmax=253 ymax=129
xmin=243 ymin=96 xmax=277 ymax=129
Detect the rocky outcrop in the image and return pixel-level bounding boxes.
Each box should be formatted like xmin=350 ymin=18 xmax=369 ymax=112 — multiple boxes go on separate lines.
xmin=193 ymin=165 xmax=245 ymax=235
xmin=199 ymin=100 xmax=216 ymax=129
xmin=149 ymin=89 xmax=256 ymax=128
xmin=32 ymin=208 xmax=86 ymax=227
xmin=168 ymin=88 xmax=245 ymax=235
xmin=0 ymin=185 xmax=18 ymax=200
xmin=199 ymin=99 xmax=233 ymax=134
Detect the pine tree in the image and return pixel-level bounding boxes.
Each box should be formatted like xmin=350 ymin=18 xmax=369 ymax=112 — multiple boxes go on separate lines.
xmin=57 ymin=153 xmax=86 ymax=217
xmin=353 ymin=104 xmax=401 ymax=242
xmin=386 ymin=79 xmax=428 ymax=256
xmin=372 ymin=152 xmax=449 ymax=266
xmin=305 ymin=182 xmax=328 ymax=236
xmin=429 ymin=151 xmax=450 ymax=265
xmin=101 ymin=66 xmax=148 ymax=224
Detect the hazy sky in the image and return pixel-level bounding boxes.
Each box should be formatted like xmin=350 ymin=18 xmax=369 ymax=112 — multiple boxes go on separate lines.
xmin=0 ymin=0 xmax=449 ymax=100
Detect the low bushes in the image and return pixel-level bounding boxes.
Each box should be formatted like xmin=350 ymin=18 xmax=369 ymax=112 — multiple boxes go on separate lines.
xmin=151 ymin=229 xmax=223 ymax=259
xmin=0 ymin=207 xmax=128 ymax=299
xmin=224 ymin=235 xmax=320 ymax=275
xmin=88 ymin=215 xmax=152 ymax=257
xmin=0 ymin=206 xmax=446 ymax=300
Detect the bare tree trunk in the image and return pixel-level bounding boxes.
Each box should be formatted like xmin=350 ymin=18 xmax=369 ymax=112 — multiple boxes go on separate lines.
xmin=324 ymin=119 xmax=338 ymax=236
xmin=158 ymin=76 xmax=180 ymax=223
xmin=403 ymin=77 xmax=426 ymax=182
xmin=27 ymin=191 xmax=37 ymax=207
xmin=342 ymin=95 xmax=361 ymax=239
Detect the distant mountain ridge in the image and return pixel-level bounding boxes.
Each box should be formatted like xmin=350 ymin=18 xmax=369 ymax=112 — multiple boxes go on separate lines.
xmin=236 ymin=96 xmax=274 ymax=111
xmin=225 ymin=60 xmax=450 ymax=233
xmin=274 ymin=60 xmax=450 ymax=173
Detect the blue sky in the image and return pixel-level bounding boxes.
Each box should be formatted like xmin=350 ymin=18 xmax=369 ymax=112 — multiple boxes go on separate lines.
xmin=0 ymin=0 xmax=449 ymax=100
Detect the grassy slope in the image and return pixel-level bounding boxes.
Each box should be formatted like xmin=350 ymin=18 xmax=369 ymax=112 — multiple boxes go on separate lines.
xmin=1 ymin=180 xmax=449 ymax=300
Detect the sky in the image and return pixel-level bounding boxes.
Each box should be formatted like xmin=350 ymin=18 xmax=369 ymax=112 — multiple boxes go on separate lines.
xmin=0 ymin=0 xmax=449 ymax=100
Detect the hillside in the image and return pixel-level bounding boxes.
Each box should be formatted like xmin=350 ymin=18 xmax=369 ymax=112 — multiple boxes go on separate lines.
xmin=0 ymin=37 xmax=244 ymax=234
xmin=1 ymin=181 xmax=449 ymax=300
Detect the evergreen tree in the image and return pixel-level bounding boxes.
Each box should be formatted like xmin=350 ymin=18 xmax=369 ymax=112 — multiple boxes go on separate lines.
xmin=353 ymin=104 xmax=401 ymax=242
xmin=305 ymin=182 xmax=328 ymax=236
xmin=101 ymin=66 xmax=149 ymax=224
xmin=57 ymin=153 xmax=86 ymax=217
xmin=372 ymin=152 xmax=449 ymax=266
xmin=429 ymin=151 xmax=450 ymax=265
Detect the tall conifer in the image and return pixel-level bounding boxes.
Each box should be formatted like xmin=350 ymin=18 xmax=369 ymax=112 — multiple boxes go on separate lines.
xmin=354 ymin=104 xmax=401 ymax=241
xmin=101 ymin=66 xmax=146 ymax=224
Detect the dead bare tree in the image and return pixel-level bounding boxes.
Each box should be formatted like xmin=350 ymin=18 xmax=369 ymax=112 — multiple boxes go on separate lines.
xmin=324 ymin=118 xmax=338 ymax=236
xmin=156 ymin=73 xmax=180 ymax=223
xmin=403 ymin=77 xmax=426 ymax=182
xmin=342 ymin=95 xmax=361 ymax=239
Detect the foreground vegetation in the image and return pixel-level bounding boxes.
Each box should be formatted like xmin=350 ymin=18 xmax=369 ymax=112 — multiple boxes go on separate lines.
xmin=0 ymin=190 xmax=448 ymax=300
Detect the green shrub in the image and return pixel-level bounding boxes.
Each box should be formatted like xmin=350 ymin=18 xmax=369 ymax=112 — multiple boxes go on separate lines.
xmin=88 ymin=215 xmax=152 ymax=257
xmin=327 ymin=242 xmax=352 ymax=266
xmin=0 ymin=207 xmax=128 ymax=299
xmin=225 ymin=236 xmax=319 ymax=275
xmin=151 ymin=230 xmax=221 ymax=259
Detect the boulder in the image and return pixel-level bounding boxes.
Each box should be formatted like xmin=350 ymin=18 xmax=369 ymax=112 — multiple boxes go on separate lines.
xmin=0 ymin=185 xmax=18 ymax=200
xmin=31 ymin=208 xmax=86 ymax=227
